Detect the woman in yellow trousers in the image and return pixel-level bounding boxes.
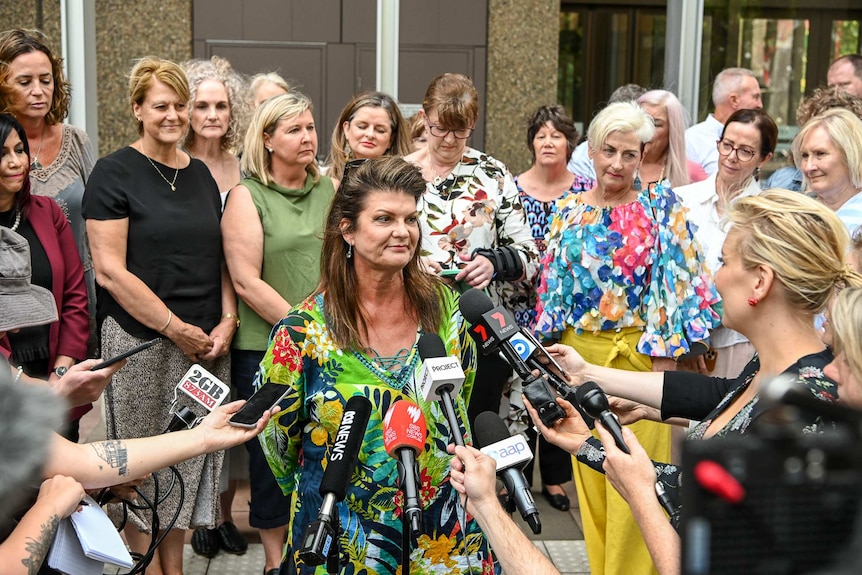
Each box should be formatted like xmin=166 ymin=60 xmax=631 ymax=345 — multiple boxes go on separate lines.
xmin=535 ymin=102 xmax=720 ymax=575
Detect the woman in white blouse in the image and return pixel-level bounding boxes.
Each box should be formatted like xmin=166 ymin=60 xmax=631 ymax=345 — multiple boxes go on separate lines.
xmin=676 ymin=108 xmax=777 ymax=378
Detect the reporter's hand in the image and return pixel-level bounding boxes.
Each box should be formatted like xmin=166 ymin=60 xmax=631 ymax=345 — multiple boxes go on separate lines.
xmin=523 ymin=394 xmax=591 ymax=454
xmin=52 ymin=359 xmax=126 ymax=407
xmin=447 ymin=443 xmax=499 ymax=516
xmin=196 ymin=399 xmax=280 ymax=452
xmin=541 ymin=344 xmax=586 ymax=384
xmin=608 ymin=395 xmax=653 ymax=425
xmin=420 ymin=256 xmax=443 ymax=275
xmin=457 ymin=253 xmax=495 ymax=289
xmin=35 ymin=475 xmax=86 ymax=518
xmin=597 ymin=423 xmax=656 ymax=505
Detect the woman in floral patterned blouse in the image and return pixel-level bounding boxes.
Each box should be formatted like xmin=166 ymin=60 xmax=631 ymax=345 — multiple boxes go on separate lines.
xmin=528 ymin=189 xmax=862 ymax=575
xmin=257 ymin=156 xmax=498 ymax=575
xmin=533 ymin=101 xmax=720 ymax=575
xmin=404 ymin=72 xmax=540 ymax=424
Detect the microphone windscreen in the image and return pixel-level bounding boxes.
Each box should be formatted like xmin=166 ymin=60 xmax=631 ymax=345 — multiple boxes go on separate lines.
xmin=318 ymin=395 xmax=372 ymax=500
xmin=383 ymin=400 xmax=427 ymax=456
xmin=458 ymin=288 xmax=494 ymax=325
xmin=418 ymin=333 xmax=447 ymax=361
xmin=574 ymin=380 xmax=608 ymax=418
xmin=473 ymin=411 xmax=512 ymax=449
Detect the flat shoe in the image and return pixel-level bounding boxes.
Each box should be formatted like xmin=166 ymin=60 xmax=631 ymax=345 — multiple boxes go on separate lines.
xmin=191 ymin=526 xmax=220 ymax=558
xmin=217 ymin=521 xmax=248 ymax=555
xmin=264 ymin=569 xmax=280 ymax=575
xmin=542 ymin=487 xmax=570 ymax=511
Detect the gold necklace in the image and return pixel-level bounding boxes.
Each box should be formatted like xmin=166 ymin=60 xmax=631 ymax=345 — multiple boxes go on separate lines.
xmin=141 ymin=142 xmax=179 ymax=192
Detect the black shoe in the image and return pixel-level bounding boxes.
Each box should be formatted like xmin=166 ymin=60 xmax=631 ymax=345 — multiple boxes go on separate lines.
xmin=542 ymin=487 xmax=570 ymax=511
xmin=191 ymin=527 xmax=220 ymax=558
xmin=217 ymin=521 xmax=248 ymax=555
xmin=264 ymin=569 xmax=280 ymax=575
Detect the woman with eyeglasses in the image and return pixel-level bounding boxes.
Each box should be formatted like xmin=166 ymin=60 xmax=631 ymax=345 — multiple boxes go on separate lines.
xmin=220 ymin=91 xmax=335 ymax=575
xmin=533 ymin=101 xmax=720 ymax=575
xmin=674 ymin=108 xmax=777 ymax=379
xmin=404 ymin=73 xmax=540 ymax=425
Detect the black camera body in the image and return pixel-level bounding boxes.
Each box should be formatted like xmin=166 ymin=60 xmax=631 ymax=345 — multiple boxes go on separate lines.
xmin=681 ymin=427 xmax=862 ymax=575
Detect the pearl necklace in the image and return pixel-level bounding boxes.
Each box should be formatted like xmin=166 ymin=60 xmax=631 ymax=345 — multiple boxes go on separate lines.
xmin=141 ymin=142 xmax=179 ymax=192
xmin=5 ymin=210 xmax=22 ymax=232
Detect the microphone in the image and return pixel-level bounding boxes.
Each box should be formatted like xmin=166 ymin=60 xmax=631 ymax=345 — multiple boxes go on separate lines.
xmin=299 ymin=395 xmax=372 ymax=566
xmin=167 ymin=364 xmax=231 ymax=432
xmin=417 ymin=333 xmax=466 ymax=447
xmin=457 ymin=289 xmax=588 ymax=421
xmin=575 ymin=381 xmax=630 ymax=454
xmin=384 ymin=400 xmax=427 ymax=537
xmin=474 ymin=411 xmax=542 ymax=534
xmin=761 ymin=373 xmax=862 ymax=432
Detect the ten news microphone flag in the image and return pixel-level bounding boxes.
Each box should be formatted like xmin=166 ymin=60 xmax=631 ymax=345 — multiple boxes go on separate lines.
xmin=298 ymin=395 xmax=372 ymax=570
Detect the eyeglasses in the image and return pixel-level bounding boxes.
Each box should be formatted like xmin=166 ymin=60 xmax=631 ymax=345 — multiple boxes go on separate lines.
xmin=716 ymin=140 xmax=757 ymax=162
xmin=427 ymin=124 xmax=474 ymax=139
xmin=342 ymin=158 xmax=369 ymax=180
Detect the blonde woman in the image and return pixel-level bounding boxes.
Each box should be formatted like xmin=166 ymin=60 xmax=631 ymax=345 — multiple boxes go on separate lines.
xmin=221 ymin=91 xmax=335 ymax=575
xmin=83 ymin=57 xmax=236 ymax=575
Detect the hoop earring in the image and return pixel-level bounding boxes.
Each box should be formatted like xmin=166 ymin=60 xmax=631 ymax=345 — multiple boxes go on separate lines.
xmin=633 ymin=171 xmax=642 ymax=192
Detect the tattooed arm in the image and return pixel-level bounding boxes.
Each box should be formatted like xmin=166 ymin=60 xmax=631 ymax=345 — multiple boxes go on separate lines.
xmin=0 ymin=476 xmax=84 ymax=575
xmin=41 ymin=399 xmax=276 ymax=488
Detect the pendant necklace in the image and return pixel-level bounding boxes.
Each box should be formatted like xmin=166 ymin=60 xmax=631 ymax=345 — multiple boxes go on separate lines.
xmin=427 ymin=156 xmax=454 ymax=186
xmin=30 ymin=124 xmax=48 ymax=171
xmin=141 ymin=142 xmax=179 ymax=192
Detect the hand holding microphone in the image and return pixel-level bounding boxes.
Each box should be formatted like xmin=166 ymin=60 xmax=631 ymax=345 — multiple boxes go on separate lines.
xmin=474 ymin=411 xmax=542 ymax=534
xmin=299 ymin=395 xmax=372 ymax=567
xmin=575 ymin=381 xmax=629 ymax=453
xmin=384 ymin=400 xmax=427 ymax=537
xmin=417 ymin=333 xmax=466 ymax=447
xmin=167 ymin=364 xmax=231 ymax=432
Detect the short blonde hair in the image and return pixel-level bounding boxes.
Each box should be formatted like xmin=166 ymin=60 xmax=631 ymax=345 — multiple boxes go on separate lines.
xmin=422 ymin=73 xmax=479 ymax=129
xmin=831 ymin=287 xmax=862 ymax=386
xmin=792 ymin=108 xmax=862 ymax=190
xmin=249 ymin=72 xmax=290 ymax=103
xmin=128 ymin=57 xmax=190 ymax=135
xmin=726 ymin=189 xmax=862 ymax=315
xmin=587 ymin=101 xmax=655 ymax=152
xmin=241 ymin=91 xmax=319 ymax=186
xmin=181 ymin=55 xmax=250 ymax=152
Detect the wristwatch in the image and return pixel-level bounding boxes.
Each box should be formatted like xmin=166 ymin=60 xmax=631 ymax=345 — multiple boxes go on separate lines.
xmin=54 ymin=366 xmax=68 ymax=378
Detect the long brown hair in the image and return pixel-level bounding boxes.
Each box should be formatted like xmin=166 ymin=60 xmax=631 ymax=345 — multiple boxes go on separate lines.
xmin=316 ymin=156 xmax=442 ymax=349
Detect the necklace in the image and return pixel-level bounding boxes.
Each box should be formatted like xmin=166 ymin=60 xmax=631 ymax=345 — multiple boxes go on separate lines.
xmin=3 ymin=210 xmax=22 ymax=232
xmin=426 ymin=155 xmax=455 ymax=186
xmin=30 ymin=124 xmax=48 ymax=171
xmin=141 ymin=142 xmax=179 ymax=192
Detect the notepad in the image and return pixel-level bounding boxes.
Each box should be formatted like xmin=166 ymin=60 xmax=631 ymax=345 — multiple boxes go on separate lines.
xmin=47 ymin=494 xmax=133 ymax=574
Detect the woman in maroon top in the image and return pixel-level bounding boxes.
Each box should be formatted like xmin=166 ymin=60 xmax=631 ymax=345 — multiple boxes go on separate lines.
xmin=0 ymin=113 xmax=88 ymax=435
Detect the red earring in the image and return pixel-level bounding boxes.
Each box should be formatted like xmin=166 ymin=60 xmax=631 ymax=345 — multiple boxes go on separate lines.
xmin=748 ymin=297 xmax=758 ymax=307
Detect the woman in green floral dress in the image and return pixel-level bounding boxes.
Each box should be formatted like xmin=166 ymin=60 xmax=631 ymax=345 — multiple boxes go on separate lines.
xmin=257 ymin=156 xmax=499 ymax=574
